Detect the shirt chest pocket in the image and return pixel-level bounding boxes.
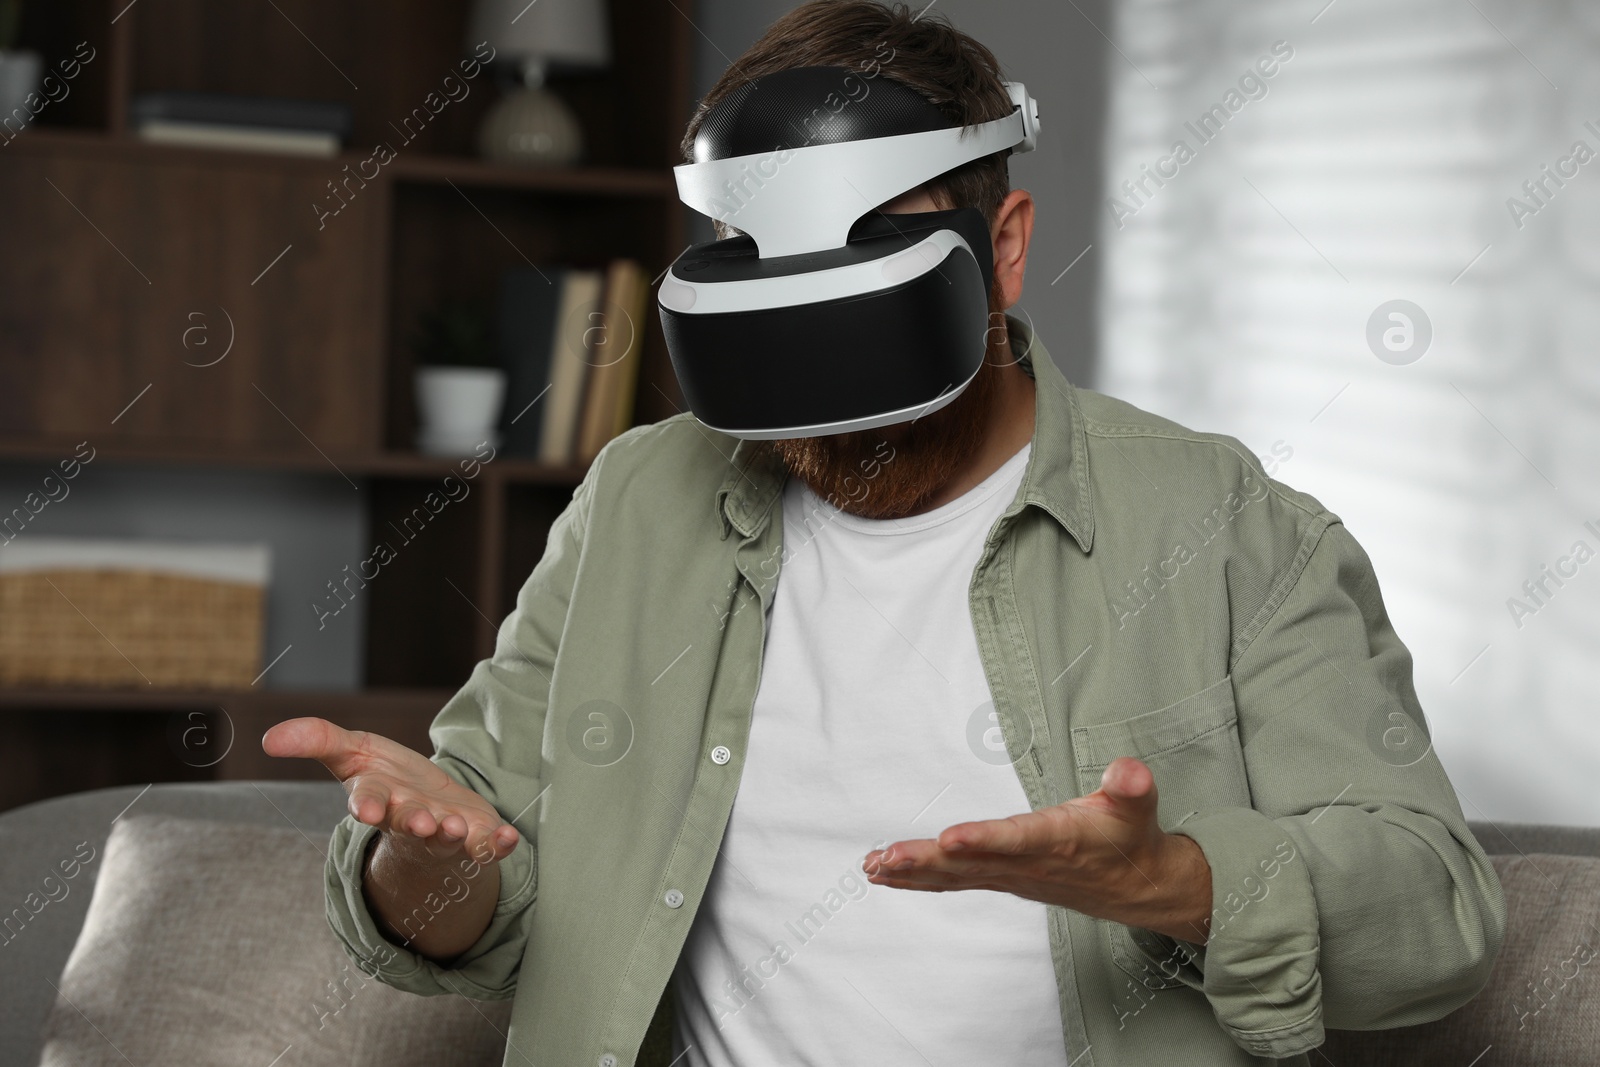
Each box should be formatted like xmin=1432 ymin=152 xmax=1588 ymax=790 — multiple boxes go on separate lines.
xmin=1070 ymin=675 xmax=1251 ymax=990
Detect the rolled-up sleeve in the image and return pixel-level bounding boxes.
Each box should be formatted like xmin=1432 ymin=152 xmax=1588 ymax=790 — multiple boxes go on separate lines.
xmin=323 ymin=451 xmax=600 ymax=999
xmin=1154 ymin=518 xmax=1507 ymax=1058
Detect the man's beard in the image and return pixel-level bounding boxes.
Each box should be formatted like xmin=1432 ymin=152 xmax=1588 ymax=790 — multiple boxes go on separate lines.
xmin=761 ymin=327 xmax=1006 ymax=521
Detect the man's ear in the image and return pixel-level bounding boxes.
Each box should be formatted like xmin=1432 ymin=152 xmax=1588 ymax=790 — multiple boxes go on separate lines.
xmin=990 ymin=189 xmax=1036 ymax=311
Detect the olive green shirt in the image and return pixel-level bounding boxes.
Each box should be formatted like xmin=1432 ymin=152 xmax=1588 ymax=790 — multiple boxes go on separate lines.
xmin=324 ymin=315 xmax=1505 ymax=1066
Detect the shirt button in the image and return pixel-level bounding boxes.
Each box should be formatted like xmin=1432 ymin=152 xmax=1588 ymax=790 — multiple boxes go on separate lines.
xmin=664 ymin=888 xmax=685 ymax=909
xmin=598 ymin=1056 xmax=618 ymax=1067
xmin=710 ymin=745 xmax=731 ymax=765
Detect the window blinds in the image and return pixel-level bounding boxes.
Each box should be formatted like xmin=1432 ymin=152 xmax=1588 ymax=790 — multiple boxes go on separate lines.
xmin=1097 ymin=0 xmax=1600 ymax=823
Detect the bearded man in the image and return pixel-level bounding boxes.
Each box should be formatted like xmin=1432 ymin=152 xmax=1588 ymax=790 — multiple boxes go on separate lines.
xmin=266 ymin=3 xmax=1504 ymax=1065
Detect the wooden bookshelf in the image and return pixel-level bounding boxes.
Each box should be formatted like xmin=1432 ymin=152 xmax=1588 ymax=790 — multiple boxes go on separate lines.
xmin=0 ymin=0 xmax=694 ymax=810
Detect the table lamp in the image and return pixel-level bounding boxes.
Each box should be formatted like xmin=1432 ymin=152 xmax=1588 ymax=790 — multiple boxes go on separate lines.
xmin=467 ymin=0 xmax=612 ymax=167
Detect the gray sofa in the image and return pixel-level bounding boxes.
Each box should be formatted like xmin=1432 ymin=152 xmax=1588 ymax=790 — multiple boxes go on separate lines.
xmin=2 ymin=782 xmax=1595 ymax=1065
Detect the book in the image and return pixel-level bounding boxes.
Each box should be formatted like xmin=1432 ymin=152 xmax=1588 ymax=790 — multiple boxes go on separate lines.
xmin=134 ymin=119 xmax=340 ymax=158
xmin=574 ymin=259 xmax=648 ymax=463
xmin=494 ymin=265 xmax=565 ymax=457
xmin=539 ymin=269 xmax=604 ymax=466
xmin=607 ymin=260 xmax=649 ymax=442
xmin=130 ymin=91 xmax=353 ymax=138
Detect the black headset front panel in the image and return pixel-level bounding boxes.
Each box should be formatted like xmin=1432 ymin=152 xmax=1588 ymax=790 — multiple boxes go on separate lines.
xmin=661 ymin=246 xmax=990 ymax=437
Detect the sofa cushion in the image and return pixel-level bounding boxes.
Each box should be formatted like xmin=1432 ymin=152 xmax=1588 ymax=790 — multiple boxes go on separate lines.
xmin=1322 ymin=851 xmax=1600 ymax=1065
xmin=36 ymin=814 xmax=513 ymax=1067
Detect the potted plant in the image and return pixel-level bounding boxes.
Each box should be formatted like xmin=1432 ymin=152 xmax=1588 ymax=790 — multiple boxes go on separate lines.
xmin=0 ymin=0 xmax=41 ymax=129
xmin=409 ymin=298 xmax=506 ymax=457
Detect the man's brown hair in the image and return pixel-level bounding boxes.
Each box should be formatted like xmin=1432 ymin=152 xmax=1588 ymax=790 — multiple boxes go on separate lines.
xmin=681 ymin=0 xmax=1016 ymax=240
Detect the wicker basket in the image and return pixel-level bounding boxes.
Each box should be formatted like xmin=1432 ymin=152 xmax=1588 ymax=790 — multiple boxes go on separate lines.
xmin=0 ymin=541 xmax=268 ymax=690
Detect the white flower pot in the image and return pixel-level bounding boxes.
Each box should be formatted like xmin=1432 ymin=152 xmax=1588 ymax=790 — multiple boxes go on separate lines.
xmin=0 ymin=51 xmax=43 ymax=131
xmin=414 ymin=366 xmax=506 ymax=457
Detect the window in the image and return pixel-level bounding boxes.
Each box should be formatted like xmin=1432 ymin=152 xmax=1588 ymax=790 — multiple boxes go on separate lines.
xmin=1097 ymin=0 xmax=1600 ymax=823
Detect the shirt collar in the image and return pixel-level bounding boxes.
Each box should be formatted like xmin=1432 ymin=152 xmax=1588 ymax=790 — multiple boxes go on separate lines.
xmin=713 ymin=312 xmax=1094 ymax=553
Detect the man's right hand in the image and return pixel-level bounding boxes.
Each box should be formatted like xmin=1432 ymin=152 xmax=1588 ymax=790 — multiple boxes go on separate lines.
xmin=262 ymin=716 xmax=519 ymax=960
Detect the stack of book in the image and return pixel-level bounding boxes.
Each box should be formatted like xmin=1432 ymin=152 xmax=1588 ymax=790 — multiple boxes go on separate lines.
xmin=496 ymin=258 xmax=651 ymax=466
xmin=129 ymin=91 xmax=352 ymax=157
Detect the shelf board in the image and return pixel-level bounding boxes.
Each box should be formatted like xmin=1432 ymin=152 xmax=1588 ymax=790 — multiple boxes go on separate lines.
xmin=0 ymin=686 xmax=458 ymax=784
xmin=8 ymin=125 xmax=677 ymax=199
xmin=0 ymin=437 xmax=588 ymax=485
xmin=388 ymin=152 xmax=678 ymax=198
xmin=350 ymin=449 xmax=590 ymax=484
xmin=0 ymin=686 xmax=456 ymax=713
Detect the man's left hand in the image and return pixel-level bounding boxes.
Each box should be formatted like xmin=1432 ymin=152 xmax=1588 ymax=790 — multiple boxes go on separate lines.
xmin=863 ymin=756 xmax=1213 ymax=945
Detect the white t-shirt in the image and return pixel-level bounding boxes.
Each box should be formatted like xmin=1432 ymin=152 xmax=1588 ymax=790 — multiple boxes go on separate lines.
xmin=671 ymin=440 xmax=1070 ymax=1067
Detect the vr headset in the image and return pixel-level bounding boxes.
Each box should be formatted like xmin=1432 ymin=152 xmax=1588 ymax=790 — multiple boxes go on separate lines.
xmin=658 ymin=65 xmax=1040 ymax=440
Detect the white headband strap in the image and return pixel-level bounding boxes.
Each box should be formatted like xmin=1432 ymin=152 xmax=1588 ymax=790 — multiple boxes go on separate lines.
xmin=674 ymin=82 xmax=1037 ymax=259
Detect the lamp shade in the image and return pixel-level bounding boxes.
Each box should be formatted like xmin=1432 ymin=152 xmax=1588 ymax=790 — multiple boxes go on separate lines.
xmin=467 ymin=0 xmax=612 ymax=70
